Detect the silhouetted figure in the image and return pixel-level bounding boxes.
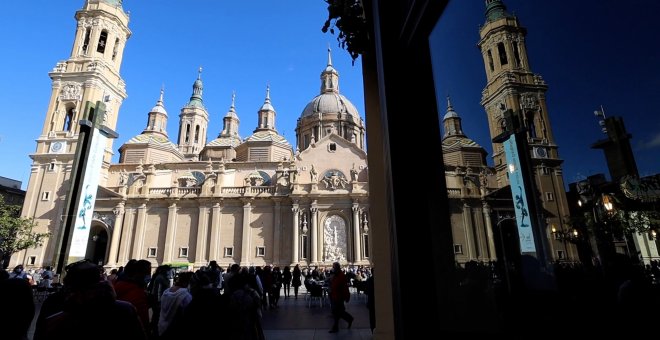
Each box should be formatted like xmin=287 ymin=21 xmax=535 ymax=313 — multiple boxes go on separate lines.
xmin=365 ymin=269 xmax=375 ymax=333
xmin=0 ymin=274 xmax=35 ymax=340
xmin=292 ymin=264 xmax=302 ymax=298
xmin=36 ymin=260 xmax=147 ymax=340
xmin=328 ymin=262 xmax=353 ymax=333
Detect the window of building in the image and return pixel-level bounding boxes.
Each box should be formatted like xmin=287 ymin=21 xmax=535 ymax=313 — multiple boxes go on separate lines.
xmin=41 ymin=192 xmax=51 ymax=201
xmin=545 ymin=192 xmax=555 ymax=201
xmin=329 ymin=143 xmax=337 ymax=152
xmin=301 ymin=235 xmax=308 ymax=259
xmin=256 ymin=246 xmax=266 ymax=257
xmin=557 ymin=250 xmax=565 ymax=260
xmin=454 ymin=244 xmax=463 ymax=254
xmin=526 ymin=112 xmax=537 ymax=138
xmin=487 ymin=49 xmax=494 ymax=72
xmin=363 ymin=234 xmax=370 ymax=258
xmin=224 ymin=247 xmax=234 ymax=257
xmin=513 ymin=43 xmax=521 ymax=67
xmin=48 ymin=162 xmax=56 ymax=171
xmin=185 ymin=124 xmax=190 ymax=143
xmin=541 ymin=167 xmax=550 ymax=175
xmin=64 ymin=108 xmax=75 ymax=131
xmin=97 ymin=30 xmax=108 ymax=53
xmin=194 ymin=125 xmax=200 ymax=143
xmin=28 ymin=256 xmax=36 ymax=266
xmin=112 ymin=38 xmax=120 ymax=61
xmin=303 ymin=134 xmax=310 ymax=150
xmin=179 ymin=247 xmax=189 ymax=258
xmin=82 ymin=28 xmax=91 ymax=54
xmin=147 ymin=247 xmax=157 ymax=258
xmin=497 ymin=42 xmax=508 ymax=65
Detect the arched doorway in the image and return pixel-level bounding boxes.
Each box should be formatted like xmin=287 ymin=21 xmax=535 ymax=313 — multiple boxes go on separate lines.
xmin=86 ymin=223 xmax=109 ymax=266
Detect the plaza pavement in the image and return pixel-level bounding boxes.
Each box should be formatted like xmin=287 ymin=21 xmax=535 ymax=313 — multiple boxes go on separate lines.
xmin=28 ymin=285 xmax=373 ymax=340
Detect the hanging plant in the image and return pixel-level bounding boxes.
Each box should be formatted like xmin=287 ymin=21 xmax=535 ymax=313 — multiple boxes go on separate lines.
xmin=321 ymin=0 xmax=368 ymax=64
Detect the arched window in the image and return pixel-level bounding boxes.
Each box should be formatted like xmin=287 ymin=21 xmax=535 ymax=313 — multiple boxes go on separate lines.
xmin=97 ymin=30 xmax=108 ymax=53
xmin=487 ymin=49 xmax=495 ymax=72
xmin=112 ymin=38 xmax=120 ymax=61
xmin=194 ymin=125 xmax=200 ymax=143
xmin=526 ymin=112 xmax=537 ymax=138
xmin=64 ymin=108 xmax=75 ymax=131
xmin=497 ymin=42 xmax=508 ymax=65
xmin=185 ymin=124 xmax=190 ymax=143
xmin=513 ymin=43 xmax=521 ymax=67
xmin=82 ymin=28 xmax=91 ymax=54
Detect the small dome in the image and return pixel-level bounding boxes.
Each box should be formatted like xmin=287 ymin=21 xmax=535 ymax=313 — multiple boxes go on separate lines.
xmin=301 ymin=92 xmax=360 ymax=119
xmin=443 ymin=108 xmax=459 ymax=120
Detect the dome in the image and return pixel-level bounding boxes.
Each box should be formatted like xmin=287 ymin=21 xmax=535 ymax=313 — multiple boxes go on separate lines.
xmin=101 ymin=0 xmax=123 ymax=7
xmin=443 ymin=108 xmax=459 ymax=120
xmin=207 ymin=135 xmax=242 ymax=148
xmin=300 ymin=92 xmax=360 ymax=119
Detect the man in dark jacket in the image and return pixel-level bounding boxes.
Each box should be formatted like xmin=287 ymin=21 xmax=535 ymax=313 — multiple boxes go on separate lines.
xmin=328 ymin=262 xmax=353 ymax=333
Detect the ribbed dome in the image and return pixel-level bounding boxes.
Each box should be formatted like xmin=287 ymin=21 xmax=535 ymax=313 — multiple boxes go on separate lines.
xmin=301 ymin=92 xmax=360 ymax=119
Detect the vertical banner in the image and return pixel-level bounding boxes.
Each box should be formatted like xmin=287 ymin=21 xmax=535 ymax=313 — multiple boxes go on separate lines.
xmin=503 ymin=134 xmax=537 ymax=253
xmin=68 ymin=127 xmax=107 ymax=260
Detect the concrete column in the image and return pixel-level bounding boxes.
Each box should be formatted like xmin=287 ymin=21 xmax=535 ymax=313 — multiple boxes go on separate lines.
xmin=106 ymin=202 xmax=125 ymax=266
xmin=352 ymin=202 xmax=362 ymax=263
xmin=291 ymin=203 xmax=300 ymax=265
xmin=117 ymin=207 xmax=134 ymax=265
xmin=273 ymin=199 xmax=282 ymax=265
xmin=163 ymin=203 xmax=178 ymax=264
xmin=209 ymin=202 xmax=222 ymax=261
xmin=310 ymin=201 xmax=318 ymax=264
xmin=131 ymin=203 xmax=147 ymax=259
xmin=240 ymin=200 xmax=252 ymax=266
xmin=195 ymin=205 xmax=210 ymax=266
xmin=482 ymin=201 xmax=497 ymax=260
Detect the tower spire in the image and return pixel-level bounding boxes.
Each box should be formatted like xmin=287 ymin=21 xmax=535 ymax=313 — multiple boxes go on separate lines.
xmin=327 ymin=43 xmax=333 ymax=67
xmin=484 ymin=0 xmax=512 ymax=22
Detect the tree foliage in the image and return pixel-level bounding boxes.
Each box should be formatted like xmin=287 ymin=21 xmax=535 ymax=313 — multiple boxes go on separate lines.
xmin=321 ymin=0 xmax=368 ymax=64
xmin=0 ymin=195 xmax=49 ymax=266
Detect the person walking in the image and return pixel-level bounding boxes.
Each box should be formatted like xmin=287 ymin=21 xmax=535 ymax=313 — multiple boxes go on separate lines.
xmin=328 ymin=262 xmax=353 ymax=333
xmin=292 ymin=264 xmax=302 ymax=299
xmin=282 ymin=266 xmax=292 ymax=298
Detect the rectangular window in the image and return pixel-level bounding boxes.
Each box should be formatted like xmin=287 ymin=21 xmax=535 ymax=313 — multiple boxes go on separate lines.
xmin=256 ymin=246 xmax=266 ymax=257
xmin=545 ymin=192 xmax=555 ymax=201
xmin=363 ymin=234 xmax=369 ymax=258
xmin=147 ymin=247 xmax=157 ymax=258
xmin=224 ymin=247 xmax=234 ymax=257
xmin=179 ymin=247 xmax=189 ymax=258
xmin=48 ymin=162 xmax=56 ymax=171
xmin=28 ymin=256 xmax=36 ymax=266
xmin=454 ymin=244 xmax=463 ymax=254
xmin=41 ymin=192 xmax=51 ymax=201
xmin=487 ymin=49 xmax=495 ymax=72
xmin=97 ymin=30 xmax=108 ymax=53
xmin=497 ymin=42 xmax=508 ymax=65
xmin=301 ymin=235 xmax=308 ymax=259
xmin=329 ymin=143 xmax=337 ymax=152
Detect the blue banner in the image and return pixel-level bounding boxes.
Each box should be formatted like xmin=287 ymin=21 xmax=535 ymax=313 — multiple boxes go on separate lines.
xmin=503 ymin=135 xmax=537 ymax=253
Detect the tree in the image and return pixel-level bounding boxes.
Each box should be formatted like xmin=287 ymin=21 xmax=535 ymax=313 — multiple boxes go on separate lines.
xmin=0 ymin=195 xmax=49 ymax=268
xmin=321 ymin=0 xmax=368 ymax=64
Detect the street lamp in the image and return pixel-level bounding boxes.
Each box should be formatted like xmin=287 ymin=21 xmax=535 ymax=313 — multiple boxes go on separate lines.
xmin=602 ymin=194 xmax=614 ymax=212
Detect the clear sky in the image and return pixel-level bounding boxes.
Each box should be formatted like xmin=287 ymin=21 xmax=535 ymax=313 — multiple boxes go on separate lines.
xmin=1 ymin=1 xmax=659 ymax=191
xmin=431 ymin=0 xmax=660 ymax=186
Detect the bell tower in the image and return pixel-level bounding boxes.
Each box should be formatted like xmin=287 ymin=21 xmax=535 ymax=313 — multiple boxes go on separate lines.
xmin=15 ymin=0 xmax=130 ymax=268
xmin=478 ymin=0 xmax=576 ymax=261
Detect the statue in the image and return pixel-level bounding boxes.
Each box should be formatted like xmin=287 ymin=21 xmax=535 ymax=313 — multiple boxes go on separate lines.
xmin=350 ymin=164 xmax=358 ymax=182
xmin=310 ymin=165 xmax=318 ymax=182
xmin=118 ymin=169 xmax=128 ymax=186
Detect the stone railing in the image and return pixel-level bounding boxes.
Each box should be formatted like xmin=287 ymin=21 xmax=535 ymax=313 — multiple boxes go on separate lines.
xmin=447 ymin=188 xmax=462 ymax=197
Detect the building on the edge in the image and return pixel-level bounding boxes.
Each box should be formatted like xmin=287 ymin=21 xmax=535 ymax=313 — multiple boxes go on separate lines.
xmin=11 ymin=0 xmax=371 ymax=270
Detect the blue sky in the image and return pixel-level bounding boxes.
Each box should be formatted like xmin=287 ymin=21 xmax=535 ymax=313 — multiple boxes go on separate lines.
xmin=431 ymin=0 xmax=660 ymax=186
xmin=1 ymin=1 xmax=659 ymax=191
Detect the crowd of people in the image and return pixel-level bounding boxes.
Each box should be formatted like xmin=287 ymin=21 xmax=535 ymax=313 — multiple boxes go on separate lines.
xmin=0 ymin=260 xmax=373 ymax=340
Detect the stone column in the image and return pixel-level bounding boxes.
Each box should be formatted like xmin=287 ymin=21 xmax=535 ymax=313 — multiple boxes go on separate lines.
xmin=163 ymin=203 xmax=178 ymax=264
xmin=117 ymin=207 xmax=135 ymax=265
xmin=209 ymin=202 xmax=222 ymax=261
xmin=240 ymin=200 xmax=252 ymax=266
xmin=106 ymin=202 xmax=125 ymax=267
xmin=310 ymin=201 xmax=318 ymax=264
xmin=272 ymin=199 xmax=282 ymax=265
xmin=482 ymin=201 xmax=496 ymax=260
xmin=195 ymin=205 xmax=210 ymax=266
xmin=352 ymin=202 xmax=362 ymax=263
xmin=131 ymin=203 xmax=147 ymax=259
xmin=462 ymin=200 xmax=475 ymax=258
xmin=291 ymin=203 xmax=300 ymax=265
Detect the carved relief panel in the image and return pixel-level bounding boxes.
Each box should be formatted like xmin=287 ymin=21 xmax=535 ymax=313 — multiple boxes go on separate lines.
xmin=322 ymin=215 xmax=347 ymax=262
